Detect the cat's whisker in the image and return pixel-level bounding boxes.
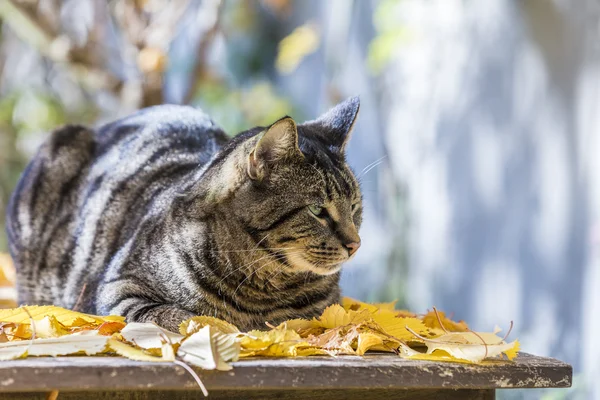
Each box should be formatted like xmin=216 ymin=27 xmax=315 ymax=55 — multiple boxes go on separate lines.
xmin=216 ymin=249 xmax=304 ymax=286
xmin=213 ymin=247 xmax=296 ymax=254
xmin=232 ymin=250 xmax=308 ymax=295
xmin=216 ymin=253 xmax=276 ymax=285
xmin=357 ymin=156 xmax=387 ymax=179
xmin=232 ymin=257 xmax=285 ymax=298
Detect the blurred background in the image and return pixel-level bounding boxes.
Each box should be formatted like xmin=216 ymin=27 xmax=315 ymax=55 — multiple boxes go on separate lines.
xmin=0 ymin=0 xmax=597 ymax=398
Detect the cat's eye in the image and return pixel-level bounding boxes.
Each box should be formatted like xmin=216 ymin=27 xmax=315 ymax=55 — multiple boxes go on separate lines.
xmin=308 ymin=205 xmax=325 ymax=217
xmin=351 ymin=203 xmax=359 ymax=213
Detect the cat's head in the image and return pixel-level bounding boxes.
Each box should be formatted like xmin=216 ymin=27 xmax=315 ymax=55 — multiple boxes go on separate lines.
xmin=192 ymin=97 xmax=362 ymax=275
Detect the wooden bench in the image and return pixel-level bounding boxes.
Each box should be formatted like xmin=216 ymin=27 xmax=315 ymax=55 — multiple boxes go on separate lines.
xmin=0 ymin=353 xmax=571 ymax=399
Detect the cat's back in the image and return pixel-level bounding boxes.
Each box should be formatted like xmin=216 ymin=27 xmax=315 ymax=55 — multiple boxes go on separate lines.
xmin=7 ymin=105 xmax=228 ymax=308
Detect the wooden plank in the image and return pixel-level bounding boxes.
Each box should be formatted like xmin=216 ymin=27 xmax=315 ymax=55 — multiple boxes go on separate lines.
xmin=0 ymin=388 xmax=496 ymax=400
xmin=0 ymin=353 xmax=570 ymax=393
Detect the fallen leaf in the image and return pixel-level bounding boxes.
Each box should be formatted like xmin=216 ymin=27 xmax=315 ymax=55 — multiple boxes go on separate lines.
xmin=98 ymin=321 xmax=127 ymax=336
xmin=34 ymin=316 xmax=69 ymax=338
xmin=407 ymin=329 xmax=519 ymax=363
xmin=177 ymin=325 xmax=240 ymax=370
xmin=502 ymin=340 xmax=520 ymax=361
xmin=356 ymin=331 xmax=385 ymax=355
xmin=422 ymin=309 xmax=469 ymax=332
xmin=120 ymin=322 xmax=183 ymax=349
xmin=108 ymin=338 xmax=174 ymax=362
xmin=179 ymin=316 xmax=239 ymax=336
xmin=0 ymin=306 xmax=124 ymax=326
xmin=240 ymin=326 xmax=307 ymax=357
xmin=0 ymin=331 xmax=109 ymax=359
xmin=342 ymin=297 xmax=397 ymax=312
xmin=314 ymin=304 xmax=371 ymax=329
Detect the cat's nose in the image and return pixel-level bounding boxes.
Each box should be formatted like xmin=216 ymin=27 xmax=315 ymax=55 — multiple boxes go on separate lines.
xmin=344 ymin=241 xmax=361 ymax=256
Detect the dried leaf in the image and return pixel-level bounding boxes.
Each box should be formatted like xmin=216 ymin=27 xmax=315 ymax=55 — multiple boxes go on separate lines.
xmin=371 ymin=313 xmax=441 ymax=343
xmin=502 ymin=340 xmax=520 ymax=361
xmin=342 ymin=297 xmax=397 ymax=312
xmin=408 ymin=330 xmax=519 ymax=363
xmin=0 ymin=306 xmax=124 ymax=326
xmin=315 ymin=304 xmax=371 ymax=329
xmin=422 ymin=310 xmax=469 ymax=332
xmin=342 ymin=297 xmax=416 ymax=318
xmin=120 ymin=322 xmax=183 ymax=349
xmin=108 ymin=338 xmax=174 ymax=362
xmin=98 ymin=321 xmax=126 ymax=336
xmin=356 ymin=331 xmax=385 ymax=355
xmin=0 ymin=331 xmax=109 ymax=359
xmin=179 ymin=316 xmax=239 ymax=336
xmin=34 ymin=316 xmax=69 ymax=338
xmin=177 ymin=326 xmax=240 ymax=370
xmin=240 ymin=326 xmax=307 ymax=357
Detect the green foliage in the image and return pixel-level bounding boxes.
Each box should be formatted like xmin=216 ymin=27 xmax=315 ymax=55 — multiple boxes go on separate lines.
xmin=368 ymin=0 xmax=411 ymax=74
xmin=193 ymin=79 xmax=296 ymax=135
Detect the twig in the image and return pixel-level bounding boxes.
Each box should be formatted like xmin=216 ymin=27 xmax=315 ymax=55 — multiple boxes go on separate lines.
xmin=501 ymin=321 xmax=514 ymax=341
xmin=466 ymin=328 xmax=489 ymax=359
xmin=173 ymin=359 xmax=208 ymax=397
xmin=432 ymin=307 xmax=449 ymax=333
xmin=157 ymin=324 xmax=209 ymax=397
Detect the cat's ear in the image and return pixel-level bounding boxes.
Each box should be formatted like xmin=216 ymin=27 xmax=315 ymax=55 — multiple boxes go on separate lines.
xmin=302 ymin=96 xmax=360 ymax=153
xmin=248 ymin=116 xmax=303 ymax=180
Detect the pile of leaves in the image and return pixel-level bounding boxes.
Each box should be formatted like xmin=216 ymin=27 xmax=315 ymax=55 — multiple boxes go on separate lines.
xmin=0 ymin=298 xmax=519 ymax=368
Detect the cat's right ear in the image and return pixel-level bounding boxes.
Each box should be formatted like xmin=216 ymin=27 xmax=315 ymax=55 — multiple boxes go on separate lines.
xmin=247 ymin=117 xmax=303 ymax=180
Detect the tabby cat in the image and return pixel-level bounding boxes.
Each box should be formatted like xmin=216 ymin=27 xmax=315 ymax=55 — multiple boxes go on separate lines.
xmin=6 ymin=97 xmax=362 ymax=332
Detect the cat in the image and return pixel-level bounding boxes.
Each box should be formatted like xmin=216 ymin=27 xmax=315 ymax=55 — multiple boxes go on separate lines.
xmin=6 ymin=97 xmax=362 ymax=332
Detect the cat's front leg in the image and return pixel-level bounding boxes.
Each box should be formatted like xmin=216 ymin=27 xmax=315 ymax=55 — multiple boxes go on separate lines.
xmin=97 ymin=280 xmax=195 ymax=332
xmin=129 ymin=303 xmax=196 ymax=333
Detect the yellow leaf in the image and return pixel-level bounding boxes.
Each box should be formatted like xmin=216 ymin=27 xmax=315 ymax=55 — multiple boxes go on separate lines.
xmin=179 ymin=316 xmax=239 ymax=336
xmin=295 ymin=346 xmax=330 ymax=356
xmin=97 ymin=321 xmax=126 ymax=336
xmin=315 ymin=304 xmax=371 ymax=329
xmin=503 ymin=340 xmax=520 ymax=360
xmin=33 ymin=316 xmax=69 ymax=338
xmin=404 ymin=349 xmax=476 ymax=364
xmin=356 ymin=331 xmax=384 ymax=355
xmin=0 ymin=306 xmax=124 ymax=326
xmin=342 ymin=297 xmax=397 ymax=312
xmin=240 ymin=326 xmax=308 ymax=357
xmin=241 ymin=327 xmax=302 ymax=350
xmin=412 ymin=330 xmax=519 ymax=363
xmin=422 ymin=310 xmax=469 ymax=332
xmin=307 ymin=325 xmax=357 ymax=355
xmin=370 ymin=313 xmax=440 ymax=342
xmin=108 ymin=338 xmax=174 ymax=362
xmin=68 ymin=317 xmax=96 ymax=328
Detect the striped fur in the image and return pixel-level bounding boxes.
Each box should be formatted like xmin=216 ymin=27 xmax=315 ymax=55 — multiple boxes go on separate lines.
xmin=6 ymin=99 xmax=362 ymax=332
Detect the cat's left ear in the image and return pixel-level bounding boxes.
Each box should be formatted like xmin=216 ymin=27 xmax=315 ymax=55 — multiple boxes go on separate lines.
xmin=302 ymin=96 xmax=360 ymax=153
xmin=248 ymin=116 xmax=303 ymax=181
